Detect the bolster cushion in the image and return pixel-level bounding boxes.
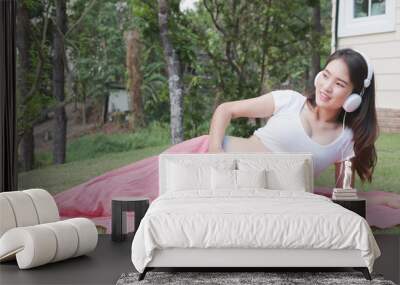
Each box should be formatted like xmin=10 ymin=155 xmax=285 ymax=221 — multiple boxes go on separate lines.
xmin=0 ymin=218 xmax=98 ymax=269
xmin=0 ymin=189 xmax=59 ymax=237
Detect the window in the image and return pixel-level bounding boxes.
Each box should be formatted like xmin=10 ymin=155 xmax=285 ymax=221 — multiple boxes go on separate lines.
xmin=354 ymin=0 xmax=386 ymax=18
xmin=338 ymin=0 xmax=395 ymax=37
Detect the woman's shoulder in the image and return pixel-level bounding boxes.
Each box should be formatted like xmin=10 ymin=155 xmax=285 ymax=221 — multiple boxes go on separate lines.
xmin=270 ymin=89 xmax=305 ymax=99
xmin=270 ymin=89 xmax=306 ymax=115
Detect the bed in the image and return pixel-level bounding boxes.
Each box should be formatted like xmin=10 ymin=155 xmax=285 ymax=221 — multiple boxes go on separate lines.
xmin=131 ymin=153 xmax=381 ymax=281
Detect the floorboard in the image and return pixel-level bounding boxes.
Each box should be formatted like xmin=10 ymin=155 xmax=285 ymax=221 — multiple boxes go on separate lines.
xmin=0 ymin=234 xmax=134 ymax=285
xmin=0 ymin=234 xmax=398 ymax=285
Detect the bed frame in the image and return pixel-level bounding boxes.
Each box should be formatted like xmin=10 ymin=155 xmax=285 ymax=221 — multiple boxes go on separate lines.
xmin=139 ymin=248 xmax=371 ymax=280
xmin=137 ymin=153 xmax=372 ymax=281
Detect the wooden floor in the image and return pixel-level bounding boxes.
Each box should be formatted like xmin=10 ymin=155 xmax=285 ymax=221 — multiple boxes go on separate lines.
xmin=0 ymin=234 xmax=398 ymax=285
xmin=0 ymin=235 xmax=134 ymax=285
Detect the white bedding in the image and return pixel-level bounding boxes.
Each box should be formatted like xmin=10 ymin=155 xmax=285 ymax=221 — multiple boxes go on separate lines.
xmin=131 ymin=190 xmax=380 ymax=273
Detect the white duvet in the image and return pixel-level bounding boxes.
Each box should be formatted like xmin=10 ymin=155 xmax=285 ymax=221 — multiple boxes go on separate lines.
xmin=131 ymin=190 xmax=380 ymax=273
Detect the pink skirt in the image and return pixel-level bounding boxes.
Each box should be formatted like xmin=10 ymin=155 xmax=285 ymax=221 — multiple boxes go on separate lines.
xmin=54 ymin=134 xmax=400 ymax=233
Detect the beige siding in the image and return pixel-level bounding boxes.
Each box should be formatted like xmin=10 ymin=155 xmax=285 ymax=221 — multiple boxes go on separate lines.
xmin=336 ymin=0 xmax=400 ymax=109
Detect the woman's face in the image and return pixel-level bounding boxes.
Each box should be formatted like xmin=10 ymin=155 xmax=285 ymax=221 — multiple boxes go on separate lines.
xmin=315 ymin=58 xmax=354 ymax=111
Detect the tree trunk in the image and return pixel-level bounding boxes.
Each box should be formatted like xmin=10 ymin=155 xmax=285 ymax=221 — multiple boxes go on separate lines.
xmin=158 ymin=0 xmax=184 ymax=144
xmin=102 ymin=94 xmax=109 ymax=125
xmin=16 ymin=1 xmax=34 ymax=171
xmin=82 ymin=92 xmax=87 ymax=125
xmin=305 ymin=0 xmax=322 ymax=96
xmin=52 ymin=0 xmax=67 ymax=164
xmin=126 ymin=29 xmax=145 ymax=130
xmin=311 ymin=1 xmax=322 ymax=82
xmin=21 ymin=128 xmax=34 ymax=170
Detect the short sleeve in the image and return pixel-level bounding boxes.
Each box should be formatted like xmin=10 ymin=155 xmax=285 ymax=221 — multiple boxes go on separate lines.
xmin=271 ymin=89 xmax=303 ymax=115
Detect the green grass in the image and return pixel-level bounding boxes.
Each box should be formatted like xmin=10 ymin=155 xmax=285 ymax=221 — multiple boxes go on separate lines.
xmin=34 ymin=121 xmax=171 ymax=168
xmin=372 ymin=226 xmax=400 ymax=235
xmin=315 ymin=133 xmax=400 ymax=194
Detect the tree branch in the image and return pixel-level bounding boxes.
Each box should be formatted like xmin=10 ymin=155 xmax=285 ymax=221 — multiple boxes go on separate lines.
xmin=65 ymin=0 xmax=97 ymax=38
xmin=23 ymin=0 xmax=51 ymax=105
xmin=203 ymin=0 xmax=227 ymax=37
xmin=258 ymin=0 xmax=273 ymax=96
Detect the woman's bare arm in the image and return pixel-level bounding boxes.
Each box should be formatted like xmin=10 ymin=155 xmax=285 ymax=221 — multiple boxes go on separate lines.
xmin=208 ymin=93 xmax=276 ymax=152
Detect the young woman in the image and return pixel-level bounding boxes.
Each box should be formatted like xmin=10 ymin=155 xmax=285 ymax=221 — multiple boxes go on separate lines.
xmin=54 ymin=48 xmax=399 ymax=233
xmin=208 ymin=48 xmax=378 ymax=189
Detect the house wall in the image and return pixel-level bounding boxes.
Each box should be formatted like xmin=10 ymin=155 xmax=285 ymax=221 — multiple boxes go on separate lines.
xmin=332 ymin=0 xmax=400 ymax=132
xmin=337 ymin=0 xmax=400 ymax=109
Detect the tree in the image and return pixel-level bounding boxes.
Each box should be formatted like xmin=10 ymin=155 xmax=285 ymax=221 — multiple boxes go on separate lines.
xmin=16 ymin=0 xmax=53 ymax=171
xmin=176 ymin=1 xmax=312 ymax=136
xmin=67 ymin=0 xmax=131 ymax=127
xmin=52 ymin=0 xmax=67 ymax=164
xmin=305 ymin=0 xmax=323 ymax=96
xmin=16 ymin=0 xmax=34 ymax=171
xmin=158 ymin=0 xmax=184 ymax=144
xmin=126 ymin=28 xmax=145 ymax=130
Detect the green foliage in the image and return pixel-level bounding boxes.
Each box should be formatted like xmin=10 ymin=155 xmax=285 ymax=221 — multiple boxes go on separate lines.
xmin=16 ymin=0 xmax=54 ymax=132
xmin=22 ymin=0 xmax=334 ymax=166
xmin=68 ymin=0 xmax=131 ymax=101
xmin=159 ymin=0 xmax=332 ymax=138
xmin=140 ymin=45 xmax=169 ymax=123
xmin=41 ymin=0 xmax=333 ymax=141
xmin=130 ymin=0 xmax=159 ymax=39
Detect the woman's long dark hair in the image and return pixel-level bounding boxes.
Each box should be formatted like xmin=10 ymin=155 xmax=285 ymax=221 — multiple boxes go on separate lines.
xmin=306 ymin=48 xmax=379 ymax=183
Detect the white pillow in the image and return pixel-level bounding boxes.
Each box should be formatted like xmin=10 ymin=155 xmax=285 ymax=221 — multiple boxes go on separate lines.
xmin=211 ymin=168 xmax=268 ymax=191
xmin=237 ymin=159 xmax=308 ymax=191
xmin=167 ymin=159 xmax=236 ymax=192
xmin=210 ymin=168 xmax=236 ymax=190
xmin=167 ymin=162 xmax=210 ymax=191
xmin=266 ymin=163 xmax=307 ymax=191
xmin=236 ymin=169 xmax=267 ymax=189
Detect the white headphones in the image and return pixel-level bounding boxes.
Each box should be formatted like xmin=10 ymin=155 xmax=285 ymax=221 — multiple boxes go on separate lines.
xmin=314 ymin=49 xmax=374 ymax=113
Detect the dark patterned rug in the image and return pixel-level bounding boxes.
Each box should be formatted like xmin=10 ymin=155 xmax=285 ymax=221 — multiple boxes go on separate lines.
xmin=116 ymin=271 xmax=396 ymax=285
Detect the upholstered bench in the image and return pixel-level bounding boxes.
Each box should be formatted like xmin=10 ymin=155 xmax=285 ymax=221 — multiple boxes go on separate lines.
xmin=0 ymin=189 xmax=98 ymax=269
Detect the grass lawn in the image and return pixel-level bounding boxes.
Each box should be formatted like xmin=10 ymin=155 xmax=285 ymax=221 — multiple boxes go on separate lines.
xmin=315 ymin=133 xmax=400 ymax=194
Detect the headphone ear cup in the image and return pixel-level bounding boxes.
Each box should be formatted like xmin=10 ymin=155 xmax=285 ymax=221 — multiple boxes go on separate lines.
xmin=343 ymin=93 xmax=362 ymax=112
xmin=314 ymin=72 xmax=321 ymax=87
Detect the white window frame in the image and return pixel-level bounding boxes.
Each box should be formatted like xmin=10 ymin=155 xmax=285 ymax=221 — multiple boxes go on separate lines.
xmin=338 ymin=0 xmax=395 ymax=37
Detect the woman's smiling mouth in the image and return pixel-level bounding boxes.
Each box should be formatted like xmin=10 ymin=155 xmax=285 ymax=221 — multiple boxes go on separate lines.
xmin=319 ymin=91 xmax=331 ymax=102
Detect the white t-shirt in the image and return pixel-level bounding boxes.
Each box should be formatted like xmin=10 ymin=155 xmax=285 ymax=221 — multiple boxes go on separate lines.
xmin=253 ymin=89 xmax=355 ymax=177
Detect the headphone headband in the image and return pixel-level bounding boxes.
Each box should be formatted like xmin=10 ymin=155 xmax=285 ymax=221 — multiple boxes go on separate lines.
xmin=352 ymin=48 xmax=374 ymax=89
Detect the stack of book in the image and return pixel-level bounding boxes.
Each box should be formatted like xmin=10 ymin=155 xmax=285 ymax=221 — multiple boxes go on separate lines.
xmin=332 ymin=188 xmax=358 ymax=200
